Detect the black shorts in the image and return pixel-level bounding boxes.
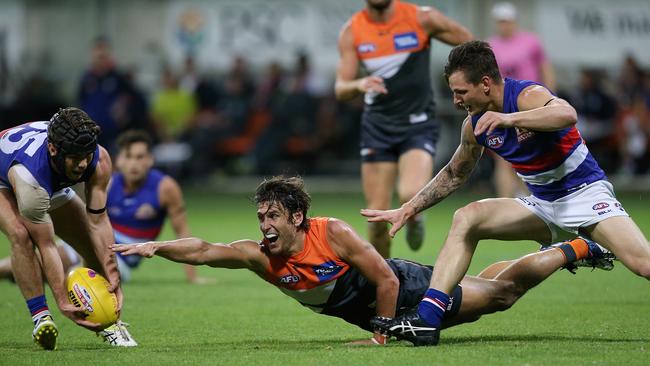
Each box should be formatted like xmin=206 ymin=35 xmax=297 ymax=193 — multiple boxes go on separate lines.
xmin=360 ymin=119 xmax=439 ymax=163
xmin=321 ymin=258 xmax=462 ymax=332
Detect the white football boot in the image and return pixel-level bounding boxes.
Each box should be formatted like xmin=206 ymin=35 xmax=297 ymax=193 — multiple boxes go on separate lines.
xmin=33 ymin=315 xmax=58 ymax=350
xmin=97 ymin=320 xmax=138 ymax=347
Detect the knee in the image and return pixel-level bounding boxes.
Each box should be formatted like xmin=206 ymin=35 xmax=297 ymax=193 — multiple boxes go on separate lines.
xmin=450 ymin=202 xmax=483 ymax=236
xmin=8 ymin=224 xmax=30 ymax=250
xmin=492 ymin=280 xmax=521 ymax=312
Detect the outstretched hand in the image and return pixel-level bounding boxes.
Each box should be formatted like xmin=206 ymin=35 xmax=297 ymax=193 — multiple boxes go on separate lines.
xmin=360 ymin=207 xmax=411 ymax=237
xmin=111 ymin=243 xmax=156 ymax=258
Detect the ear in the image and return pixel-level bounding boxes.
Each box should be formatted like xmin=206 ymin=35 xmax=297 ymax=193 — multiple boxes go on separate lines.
xmin=481 ymin=76 xmax=491 ymax=94
xmin=47 ymin=142 xmax=58 ymax=157
xmin=292 ymin=211 xmax=304 ymax=228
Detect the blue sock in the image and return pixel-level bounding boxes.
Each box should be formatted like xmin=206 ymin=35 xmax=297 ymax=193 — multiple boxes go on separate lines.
xmin=26 ymin=295 xmax=51 ymax=324
xmin=418 ymin=288 xmax=449 ymax=327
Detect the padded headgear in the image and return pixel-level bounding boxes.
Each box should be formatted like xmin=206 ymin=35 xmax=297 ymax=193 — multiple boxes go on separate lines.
xmin=48 ymin=108 xmax=100 ymax=157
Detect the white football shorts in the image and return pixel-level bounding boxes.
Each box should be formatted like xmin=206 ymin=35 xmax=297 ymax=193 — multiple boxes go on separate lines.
xmin=516 ymin=180 xmax=629 ymax=242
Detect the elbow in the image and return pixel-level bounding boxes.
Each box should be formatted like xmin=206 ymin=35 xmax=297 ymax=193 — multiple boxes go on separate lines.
xmin=564 ymin=107 xmax=578 ymax=127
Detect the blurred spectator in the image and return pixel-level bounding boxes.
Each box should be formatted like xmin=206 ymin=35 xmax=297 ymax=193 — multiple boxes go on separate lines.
xmin=617 ymin=54 xmax=644 ymax=106
xmin=151 ymin=67 xmax=197 ymax=142
xmin=78 ymin=36 xmax=129 ymax=150
xmin=112 ymin=67 xmax=152 ymax=140
xmin=179 ymin=55 xmax=199 ymax=94
xmin=487 ymin=2 xmax=556 ymax=198
xmin=616 ymin=69 xmax=650 ymax=176
xmin=573 ymin=69 xmax=619 ymax=173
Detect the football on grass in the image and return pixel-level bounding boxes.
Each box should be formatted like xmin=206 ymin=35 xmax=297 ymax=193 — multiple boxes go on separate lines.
xmin=66 ymin=267 xmax=118 ymax=329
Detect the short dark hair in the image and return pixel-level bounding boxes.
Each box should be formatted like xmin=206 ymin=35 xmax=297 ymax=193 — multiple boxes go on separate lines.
xmin=48 ymin=107 xmax=101 ymax=156
xmin=116 ymin=130 xmax=153 ymax=153
xmin=443 ymin=40 xmax=502 ymax=85
xmin=254 ymin=176 xmax=311 ymax=232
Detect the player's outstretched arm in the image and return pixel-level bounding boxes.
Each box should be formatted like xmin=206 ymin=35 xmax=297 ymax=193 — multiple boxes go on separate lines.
xmin=112 ymin=238 xmax=263 ymax=271
xmin=361 ymin=118 xmax=483 ymax=236
xmin=419 ymin=6 xmax=473 ymax=46
xmin=159 ymin=176 xmax=211 ymax=283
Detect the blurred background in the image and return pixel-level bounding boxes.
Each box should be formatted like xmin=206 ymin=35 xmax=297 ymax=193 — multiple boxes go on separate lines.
xmin=0 ymin=0 xmax=648 ymax=192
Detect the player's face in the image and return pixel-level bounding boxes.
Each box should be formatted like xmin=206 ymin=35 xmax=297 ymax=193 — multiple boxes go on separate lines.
xmin=448 ymin=71 xmax=491 ymax=116
xmin=257 ymin=201 xmax=302 ymax=256
xmin=63 ymin=153 xmax=94 ymax=181
xmin=116 ymin=142 xmax=153 ymax=184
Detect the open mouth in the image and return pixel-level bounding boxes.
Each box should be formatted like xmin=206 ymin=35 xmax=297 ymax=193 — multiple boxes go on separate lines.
xmin=265 ymin=233 xmax=279 ymax=243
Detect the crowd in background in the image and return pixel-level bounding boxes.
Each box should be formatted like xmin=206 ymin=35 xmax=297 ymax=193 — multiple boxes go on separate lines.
xmin=0 ymin=36 xmax=649 ymax=186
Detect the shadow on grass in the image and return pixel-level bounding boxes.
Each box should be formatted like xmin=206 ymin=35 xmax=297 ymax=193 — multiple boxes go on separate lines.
xmin=443 ymin=334 xmax=650 ymax=345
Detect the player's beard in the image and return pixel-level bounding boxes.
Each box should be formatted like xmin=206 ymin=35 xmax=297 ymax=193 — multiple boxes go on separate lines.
xmin=366 ymin=0 xmax=393 ymax=12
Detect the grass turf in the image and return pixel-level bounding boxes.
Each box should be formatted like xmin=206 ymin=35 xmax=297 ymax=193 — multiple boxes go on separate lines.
xmin=0 ymin=190 xmax=649 ymax=365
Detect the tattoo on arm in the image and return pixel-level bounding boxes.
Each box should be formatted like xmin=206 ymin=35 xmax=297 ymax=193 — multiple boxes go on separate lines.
xmin=409 ymin=139 xmax=482 ymax=213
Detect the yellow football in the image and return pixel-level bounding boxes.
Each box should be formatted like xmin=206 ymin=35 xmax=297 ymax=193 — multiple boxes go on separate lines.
xmin=66 ymin=267 xmax=118 ymax=330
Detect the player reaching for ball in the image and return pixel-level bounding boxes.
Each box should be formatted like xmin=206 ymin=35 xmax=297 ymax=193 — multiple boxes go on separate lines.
xmin=0 ymin=108 xmax=136 ymax=350
xmin=113 ymin=176 xmax=614 ymax=346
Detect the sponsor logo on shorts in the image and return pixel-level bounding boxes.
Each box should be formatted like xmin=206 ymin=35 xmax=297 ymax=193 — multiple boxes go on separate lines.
xmin=598 ymin=209 xmax=612 ymax=215
xmin=358 ymin=43 xmax=376 ymax=53
xmin=393 ymin=32 xmax=419 ymax=51
xmin=487 ymin=135 xmax=505 ymax=149
xmin=279 ymin=274 xmax=300 ymax=285
xmin=592 ymin=202 xmax=609 ymax=210
xmin=614 ymin=202 xmax=626 ymax=211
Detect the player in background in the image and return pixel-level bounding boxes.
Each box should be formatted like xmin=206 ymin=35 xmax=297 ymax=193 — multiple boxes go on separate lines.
xmin=335 ymin=0 xmax=473 ymax=257
xmin=114 ymin=176 xmax=613 ymax=346
xmin=362 ymin=41 xmax=650 ymax=345
xmin=0 ymin=108 xmax=135 ymax=350
xmin=62 ymin=130 xmax=210 ymax=285
xmin=487 ymin=2 xmax=556 ymax=199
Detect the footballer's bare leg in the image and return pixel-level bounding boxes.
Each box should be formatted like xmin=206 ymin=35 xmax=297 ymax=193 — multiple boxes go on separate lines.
xmin=397 ymin=149 xmax=433 ymax=251
xmin=583 ymin=216 xmax=650 ymax=280
xmin=362 ymin=162 xmax=397 ymax=258
xmin=430 ymin=198 xmax=551 ymax=296
xmin=443 ymin=246 xmax=567 ymax=328
xmin=0 ymin=189 xmax=44 ymax=299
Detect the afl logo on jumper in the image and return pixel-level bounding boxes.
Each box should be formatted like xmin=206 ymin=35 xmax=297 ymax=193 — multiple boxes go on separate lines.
xmin=487 ymin=135 xmax=505 ymax=149
xmin=358 ymin=43 xmax=376 ymax=53
xmin=393 ymin=32 xmax=419 ymax=51
xmin=279 ymin=274 xmax=300 ymax=285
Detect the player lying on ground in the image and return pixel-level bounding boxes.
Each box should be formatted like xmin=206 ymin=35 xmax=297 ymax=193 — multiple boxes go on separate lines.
xmin=112 ymin=176 xmax=613 ymax=346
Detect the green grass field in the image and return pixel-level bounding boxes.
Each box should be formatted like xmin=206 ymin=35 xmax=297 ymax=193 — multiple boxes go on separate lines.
xmin=1 ymin=190 xmax=649 ymax=365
